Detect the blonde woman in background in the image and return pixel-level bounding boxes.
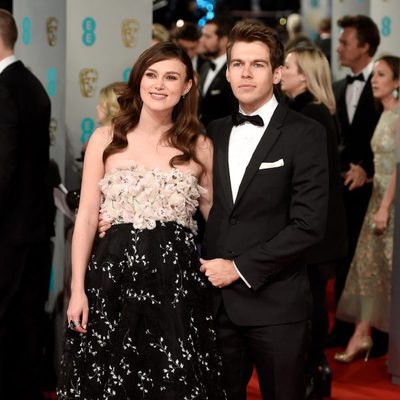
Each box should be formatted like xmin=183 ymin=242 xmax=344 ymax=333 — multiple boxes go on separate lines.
xmin=281 ymin=46 xmax=347 ymax=400
xmin=96 ymin=81 xmax=126 ymax=126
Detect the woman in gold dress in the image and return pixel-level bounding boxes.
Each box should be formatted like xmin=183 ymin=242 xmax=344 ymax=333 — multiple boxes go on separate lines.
xmin=335 ymin=55 xmax=400 ymax=362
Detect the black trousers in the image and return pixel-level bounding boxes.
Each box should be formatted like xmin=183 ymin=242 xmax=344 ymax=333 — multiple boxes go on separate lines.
xmin=215 ymin=305 xmax=308 ymax=400
xmin=0 ymin=241 xmax=52 ymax=400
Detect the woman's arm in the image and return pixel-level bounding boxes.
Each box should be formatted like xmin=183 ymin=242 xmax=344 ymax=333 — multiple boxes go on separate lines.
xmin=196 ymin=135 xmax=213 ymax=221
xmin=67 ymin=127 xmax=110 ymax=332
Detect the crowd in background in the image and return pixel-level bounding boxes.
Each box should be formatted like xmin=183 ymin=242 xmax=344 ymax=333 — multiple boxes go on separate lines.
xmin=0 ymin=4 xmax=399 ymax=400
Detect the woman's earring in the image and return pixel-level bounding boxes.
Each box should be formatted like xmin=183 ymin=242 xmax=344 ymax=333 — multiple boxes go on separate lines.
xmin=393 ymin=88 xmax=399 ymax=99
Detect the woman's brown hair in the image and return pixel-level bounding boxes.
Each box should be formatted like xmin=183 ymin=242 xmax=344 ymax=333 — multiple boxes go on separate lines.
xmin=103 ymin=41 xmax=203 ymax=171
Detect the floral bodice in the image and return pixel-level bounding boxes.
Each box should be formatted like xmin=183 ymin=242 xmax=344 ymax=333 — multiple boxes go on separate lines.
xmin=99 ymin=162 xmax=204 ymax=233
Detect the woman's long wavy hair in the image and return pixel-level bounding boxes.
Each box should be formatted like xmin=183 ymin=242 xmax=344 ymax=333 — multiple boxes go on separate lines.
xmin=103 ymin=41 xmax=203 ymax=171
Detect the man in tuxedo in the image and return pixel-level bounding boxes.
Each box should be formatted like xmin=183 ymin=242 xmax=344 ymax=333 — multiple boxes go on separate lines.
xmin=198 ymin=17 xmax=237 ymax=127
xmin=328 ymin=15 xmax=382 ymax=348
xmin=200 ymin=22 xmax=328 ymax=400
xmin=0 ymin=9 xmax=51 ymax=399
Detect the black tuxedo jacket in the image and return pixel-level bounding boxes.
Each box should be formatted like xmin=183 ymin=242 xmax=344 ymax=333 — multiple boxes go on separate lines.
xmin=198 ymin=61 xmax=238 ymax=127
xmin=0 ymin=60 xmax=51 ymax=244
xmin=204 ymin=103 xmax=328 ymax=326
xmin=287 ymin=91 xmax=347 ymax=266
xmin=333 ymin=75 xmax=382 ymax=178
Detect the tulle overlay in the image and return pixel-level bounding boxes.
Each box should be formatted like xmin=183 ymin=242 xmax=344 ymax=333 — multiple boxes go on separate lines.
xmin=57 ymin=165 xmax=225 ymax=400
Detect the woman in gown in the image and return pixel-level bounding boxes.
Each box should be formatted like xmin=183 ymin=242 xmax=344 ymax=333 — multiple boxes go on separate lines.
xmin=281 ymin=46 xmax=347 ymax=399
xmin=57 ymin=42 xmax=226 ymax=399
xmin=335 ymin=55 xmax=400 ymax=363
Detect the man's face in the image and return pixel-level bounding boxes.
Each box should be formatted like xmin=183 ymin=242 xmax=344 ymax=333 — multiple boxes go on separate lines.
xmin=226 ymin=41 xmax=281 ymax=114
xmin=199 ymin=23 xmax=221 ymax=59
xmin=337 ymin=27 xmax=368 ymax=69
xmin=177 ymin=38 xmax=199 ymax=60
xmin=46 ymin=17 xmax=58 ymax=46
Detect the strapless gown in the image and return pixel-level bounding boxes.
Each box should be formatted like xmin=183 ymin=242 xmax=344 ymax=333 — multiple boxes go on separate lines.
xmin=57 ymin=163 xmax=226 ymax=400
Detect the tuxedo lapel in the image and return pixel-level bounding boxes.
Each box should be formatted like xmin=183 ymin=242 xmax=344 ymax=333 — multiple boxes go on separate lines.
xmin=204 ymin=64 xmax=227 ymax=97
xmin=353 ymin=75 xmax=372 ymax=123
xmin=234 ymin=103 xmax=287 ymax=207
xmin=217 ymin=120 xmax=234 ymax=208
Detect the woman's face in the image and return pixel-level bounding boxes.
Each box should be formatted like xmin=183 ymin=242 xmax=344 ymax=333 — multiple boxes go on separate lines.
xmin=140 ymin=58 xmax=192 ymax=114
xmin=371 ymin=60 xmax=398 ymax=102
xmin=281 ymin=52 xmax=306 ymax=98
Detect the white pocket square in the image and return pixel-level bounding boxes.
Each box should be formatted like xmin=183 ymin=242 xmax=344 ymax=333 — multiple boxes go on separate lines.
xmin=259 ymin=159 xmax=284 ymax=170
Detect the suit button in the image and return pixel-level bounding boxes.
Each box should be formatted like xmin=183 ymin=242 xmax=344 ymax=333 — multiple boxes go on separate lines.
xmin=230 ymin=218 xmax=237 ymax=225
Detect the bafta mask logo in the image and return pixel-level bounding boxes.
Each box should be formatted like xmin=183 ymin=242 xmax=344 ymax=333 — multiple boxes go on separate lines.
xmin=49 ymin=118 xmax=57 ymax=145
xmin=79 ymin=68 xmax=99 ymax=98
xmin=46 ymin=17 xmax=58 ymax=46
xmin=121 ymin=19 xmax=140 ymax=48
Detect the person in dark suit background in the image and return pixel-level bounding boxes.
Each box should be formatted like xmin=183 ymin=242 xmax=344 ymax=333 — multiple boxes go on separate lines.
xmin=198 ymin=17 xmax=238 ymax=127
xmin=0 ymin=9 xmax=51 ymax=400
xmin=281 ymin=45 xmax=347 ymax=400
xmin=171 ymin=21 xmax=206 ymax=73
xmin=314 ymin=18 xmax=331 ymax=64
xmin=328 ymin=15 xmax=383 ymax=351
xmin=200 ymin=22 xmax=328 ymax=400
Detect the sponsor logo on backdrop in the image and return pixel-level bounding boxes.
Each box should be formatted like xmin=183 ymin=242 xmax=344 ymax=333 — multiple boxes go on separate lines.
xmin=49 ymin=118 xmax=57 ymax=145
xmin=47 ymin=67 xmax=57 ymax=97
xmin=79 ymin=68 xmax=99 ymax=97
xmin=121 ymin=19 xmax=140 ymax=48
xmin=80 ymin=118 xmax=95 ymax=144
xmin=22 ymin=16 xmax=32 ymax=46
xmin=82 ymin=17 xmax=96 ymax=46
xmin=123 ymin=67 xmax=132 ymax=82
xmin=46 ymin=17 xmax=58 ymax=46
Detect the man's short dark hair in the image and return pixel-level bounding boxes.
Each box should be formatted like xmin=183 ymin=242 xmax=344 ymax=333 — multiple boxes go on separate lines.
xmin=337 ymin=15 xmax=380 ymax=57
xmin=226 ymin=21 xmax=284 ymax=71
xmin=0 ymin=9 xmax=18 ymax=50
xmin=174 ymin=22 xmax=201 ymax=42
xmin=205 ymin=17 xmax=234 ymax=39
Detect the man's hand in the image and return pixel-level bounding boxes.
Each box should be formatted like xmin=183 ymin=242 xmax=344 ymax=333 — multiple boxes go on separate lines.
xmin=199 ymin=258 xmax=240 ymax=288
xmin=344 ymin=163 xmax=367 ymax=190
xmin=344 ymin=163 xmax=367 ymax=191
xmin=98 ymin=213 xmax=112 ymax=238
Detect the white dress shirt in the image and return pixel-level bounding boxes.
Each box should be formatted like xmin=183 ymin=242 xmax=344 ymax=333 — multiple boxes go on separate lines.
xmin=0 ymin=54 xmax=17 ymax=74
xmin=202 ymin=53 xmax=227 ymax=96
xmin=228 ymin=95 xmax=279 ymax=287
xmin=229 ymin=95 xmax=279 ymax=202
xmin=345 ymin=61 xmax=374 ymax=123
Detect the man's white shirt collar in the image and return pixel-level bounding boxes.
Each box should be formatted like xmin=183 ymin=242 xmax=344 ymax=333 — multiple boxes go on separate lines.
xmin=239 ymin=94 xmax=279 ymax=122
xmin=350 ymin=60 xmax=374 ymax=81
xmin=0 ymin=54 xmax=17 ymax=74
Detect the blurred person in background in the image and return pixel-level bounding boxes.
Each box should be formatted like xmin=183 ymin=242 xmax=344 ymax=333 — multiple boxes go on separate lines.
xmin=328 ymin=15 xmax=383 ymax=354
xmin=198 ymin=16 xmax=238 ymax=127
xmin=172 ymin=21 xmax=206 ymax=73
xmin=0 ymin=9 xmax=51 ymax=400
xmin=334 ymin=55 xmax=399 ymax=363
xmin=284 ymin=13 xmax=312 ymax=52
xmin=281 ymin=45 xmax=347 ymax=400
xmin=314 ymin=17 xmax=332 ymax=65
xmin=96 ymin=81 xmax=126 ymax=126
xmin=151 ymin=22 xmax=170 ymax=46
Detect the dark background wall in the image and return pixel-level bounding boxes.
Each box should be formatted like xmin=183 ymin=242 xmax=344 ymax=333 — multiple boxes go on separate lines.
xmin=0 ymin=0 xmax=12 ymax=12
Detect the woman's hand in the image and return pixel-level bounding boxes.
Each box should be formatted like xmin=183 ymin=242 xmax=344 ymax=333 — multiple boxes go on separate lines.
xmin=67 ymin=290 xmax=89 ymax=333
xmin=372 ymin=207 xmax=389 ymax=235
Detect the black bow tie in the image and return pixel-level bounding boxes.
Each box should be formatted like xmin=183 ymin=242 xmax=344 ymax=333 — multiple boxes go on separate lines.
xmin=208 ymin=61 xmax=216 ymax=71
xmin=232 ymin=112 xmax=264 ymax=127
xmin=346 ymin=73 xmax=365 ymax=84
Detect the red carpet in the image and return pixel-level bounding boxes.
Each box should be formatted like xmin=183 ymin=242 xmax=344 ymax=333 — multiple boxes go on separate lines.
xmin=246 ymin=279 xmax=400 ymax=399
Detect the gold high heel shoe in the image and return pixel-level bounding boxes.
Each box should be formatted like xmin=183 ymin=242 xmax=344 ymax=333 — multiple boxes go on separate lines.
xmin=334 ymin=336 xmax=373 ymax=363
